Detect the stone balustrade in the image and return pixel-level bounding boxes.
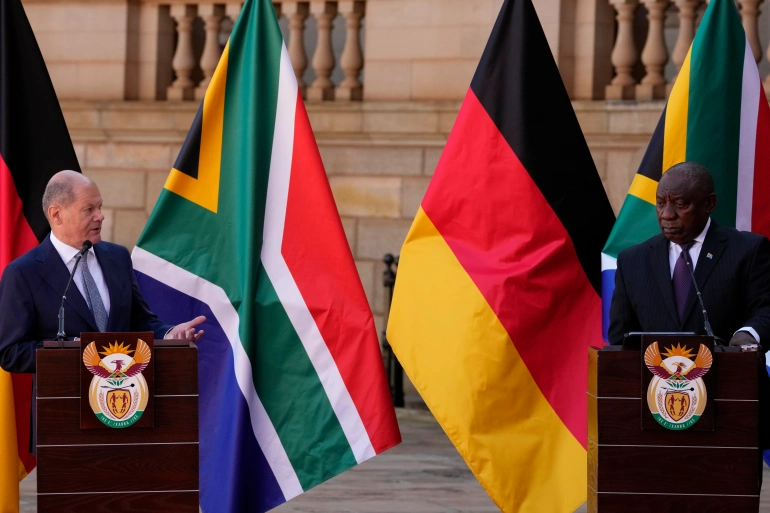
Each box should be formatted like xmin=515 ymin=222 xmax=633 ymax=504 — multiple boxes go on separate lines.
xmin=606 ymin=0 xmax=770 ymax=100
xmin=156 ymin=0 xmax=365 ymax=101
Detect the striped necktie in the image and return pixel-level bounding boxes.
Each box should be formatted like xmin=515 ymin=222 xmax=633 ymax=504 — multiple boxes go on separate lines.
xmin=81 ymin=252 xmax=108 ymax=332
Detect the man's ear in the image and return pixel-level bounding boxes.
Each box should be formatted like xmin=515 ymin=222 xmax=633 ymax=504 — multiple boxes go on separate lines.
xmin=705 ymin=193 xmax=717 ymax=214
xmin=48 ymin=205 xmax=62 ymax=225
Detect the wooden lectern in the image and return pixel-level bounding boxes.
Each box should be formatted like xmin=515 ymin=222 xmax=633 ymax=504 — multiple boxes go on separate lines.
xmin=36 ymin=334 xmax=199 ymax=512
xmin=588 ymin=342 xmax=762 ymax=512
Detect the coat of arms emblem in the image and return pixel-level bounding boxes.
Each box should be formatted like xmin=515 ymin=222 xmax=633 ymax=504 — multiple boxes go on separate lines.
xmin=82 ymin=340 xmax=151 ymax=428
xmin=645 ymin=342 xmax=713 ymax=430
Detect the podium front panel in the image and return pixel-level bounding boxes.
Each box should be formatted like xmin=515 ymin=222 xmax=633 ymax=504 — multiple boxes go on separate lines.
xmin=588 ymin=346 xmax=761 ymax=513
xmin=36 ymin=339 xmax=199 ymax=513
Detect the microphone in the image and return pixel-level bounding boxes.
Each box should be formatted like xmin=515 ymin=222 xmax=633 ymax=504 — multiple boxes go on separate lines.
xmin=681 ymin=248 xmax=722 ymax=345
xmin=55 ymin=240 xmax=93 ymax=342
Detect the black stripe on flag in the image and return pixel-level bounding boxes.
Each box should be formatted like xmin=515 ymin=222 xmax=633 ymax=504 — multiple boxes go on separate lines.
xmin=469 ymin=0 xmax=615 ymax=295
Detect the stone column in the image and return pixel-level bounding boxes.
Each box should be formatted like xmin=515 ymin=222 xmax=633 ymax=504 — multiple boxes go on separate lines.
xmin=738 ymin=0 xmax=764 ymax=63
xmin=671 ymin=0 xmax=701 ymax=75
xmin=308 ymin=1 xmax=338 ymax=101
xmin=283 ymin=1 xmax=310 ymax=96
xmin=606 ymin=0 xmax=639 ymax=100
xmin=570 ymin=0 xmax=616 ymax=100
xmin=225 ymin=2 xmax=242 ymax=23
xmin=167 ymin=4 xmax=198 ymax=101
xmin=336 ymin=0 xmax=365 ymax=101
xmin=196 ymin=4 xmax=225 ymax=100
xmin=636 ymin=0 xmax=669 ymax=100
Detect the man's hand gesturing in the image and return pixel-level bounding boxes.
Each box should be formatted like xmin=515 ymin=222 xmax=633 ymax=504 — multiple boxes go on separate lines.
xmin=165 ymin=315 xmax=206 ymax=341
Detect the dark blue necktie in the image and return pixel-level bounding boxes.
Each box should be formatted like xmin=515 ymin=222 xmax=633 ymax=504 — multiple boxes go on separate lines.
xmin=672 ymin=241 xmax=695 ymax=322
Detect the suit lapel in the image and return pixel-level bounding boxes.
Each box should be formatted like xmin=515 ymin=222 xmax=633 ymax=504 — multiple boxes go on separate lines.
xmin=94 ymin=243 xmax=122 ymax=332
xmin=680 ymin=223 xmax=728 ymax=328
xmin=36 ymin=235 xmax=97 ymax=331
xmin=651 ymin=235 xmax=681 ymax=327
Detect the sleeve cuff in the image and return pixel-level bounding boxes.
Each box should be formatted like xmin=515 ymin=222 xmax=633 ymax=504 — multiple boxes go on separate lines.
xmin=735 ymin=327 xmax=760 ymax=342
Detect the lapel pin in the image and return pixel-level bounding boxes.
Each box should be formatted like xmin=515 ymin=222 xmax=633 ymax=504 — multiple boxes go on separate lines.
xmin=707 ymin=252 xmax=713 ymax=259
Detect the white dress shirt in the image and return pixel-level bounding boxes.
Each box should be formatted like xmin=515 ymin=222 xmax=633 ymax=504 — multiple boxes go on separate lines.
xmin=50 ymin=232 xmax=111 ymax=318
xmin=667 ymin=218 xmax=758 ymax=341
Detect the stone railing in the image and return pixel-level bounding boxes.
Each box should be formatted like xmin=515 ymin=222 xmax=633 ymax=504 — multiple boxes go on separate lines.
xmin=150 ymin=0 xmax=365 ymax=101
xmin=605 ymin=0 xmax=769 ymax=100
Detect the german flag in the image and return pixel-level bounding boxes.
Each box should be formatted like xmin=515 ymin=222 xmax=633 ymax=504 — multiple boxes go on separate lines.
xmin=0 ymin=0 xmax=80 ymax=509
xmin=387 ymin=0 xmax=615 ymax=510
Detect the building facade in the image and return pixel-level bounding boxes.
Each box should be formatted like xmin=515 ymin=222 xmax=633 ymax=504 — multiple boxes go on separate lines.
xmin=21 ymin=0 xmax=770 ymax=335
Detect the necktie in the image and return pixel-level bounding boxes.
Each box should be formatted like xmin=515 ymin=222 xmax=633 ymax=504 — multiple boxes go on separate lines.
xmin=81 ymin=252 xmax=108 ymax=332
xmin=672 ymin=241 xmax=695 ymax=322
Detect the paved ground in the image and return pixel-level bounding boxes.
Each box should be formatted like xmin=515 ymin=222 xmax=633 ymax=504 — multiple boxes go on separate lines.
xmin=18 ymin=408 xmax=770 ymax=512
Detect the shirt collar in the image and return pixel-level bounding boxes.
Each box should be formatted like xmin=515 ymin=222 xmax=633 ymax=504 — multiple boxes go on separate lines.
xmin=670 ymin=217 xmax=711 ymax=249
xmin=50 ymin=232 xmax=92 ymax=264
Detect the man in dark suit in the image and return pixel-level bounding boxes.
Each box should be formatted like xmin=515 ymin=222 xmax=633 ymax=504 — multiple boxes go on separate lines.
xmin=609 ymin=162 xmax=770 ymax=346
xmin=0 ymin=170 xmax=206 ymax=374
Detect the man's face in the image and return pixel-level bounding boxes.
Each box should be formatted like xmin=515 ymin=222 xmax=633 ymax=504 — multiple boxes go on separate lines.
xmin=49 ymin=183 xmax=105 ymax=248
xmin=655 ymin=173 xmax=716 ymax=245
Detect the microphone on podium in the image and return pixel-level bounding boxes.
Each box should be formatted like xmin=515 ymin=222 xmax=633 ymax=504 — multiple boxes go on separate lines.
xmin=55 ymin=240 xmax=93 ymax=342
xmin=682 ymin=249 xmax=724 ymax=346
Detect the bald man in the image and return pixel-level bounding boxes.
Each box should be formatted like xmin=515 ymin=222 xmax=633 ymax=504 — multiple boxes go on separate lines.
xmin=0 ymin=171 xmax=205 ymax=373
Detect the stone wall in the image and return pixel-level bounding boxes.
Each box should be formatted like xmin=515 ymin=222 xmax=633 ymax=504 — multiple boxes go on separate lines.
xmin=21 ymin=0 xmax=616 ymax=102
xmin=61 ymin=100 xmax=660 ymax=337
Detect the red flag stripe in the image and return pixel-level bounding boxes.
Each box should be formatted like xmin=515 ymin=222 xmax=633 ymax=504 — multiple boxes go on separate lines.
xmin=0 ymin=154 xmax=38 ymax=268
xmin=752 ymin=85 xmax=770 ymax=237
xmin=0 ymin=153 xmax=37 ymax=474
xmin=421 ymin=90 xmax=604 ymax=447
xmin=281 ymin=93 xmax=401 ymax=453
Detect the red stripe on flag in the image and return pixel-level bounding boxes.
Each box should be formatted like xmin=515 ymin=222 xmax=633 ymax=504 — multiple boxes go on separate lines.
xmin=0 ymin=154 xmax=38 ymax=268
xmin=0 ymin=153 xmax=37 ymax=474
xmin=281 ymin=92 xmax=400 ymax=453
xmin=421 ymin=90 xmax=604 ymax=448
xmin=752 ymin=84 xmax=770 ymax=237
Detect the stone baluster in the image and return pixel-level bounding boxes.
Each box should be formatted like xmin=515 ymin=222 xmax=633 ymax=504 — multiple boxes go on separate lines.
xmin=283 ymin=2 xmax=310 ymax=96
xmin=636 ymin=0 xmax=670 ymax=100
xmin=167 ymin=5 xmax=198 ymax=101
xmin=308 ymin=1 xmax=338 ymax=101
xmin=738 ymin=0 xmax=764 ymax=62
xmin=196 ymin=4 xmax=226 ymax=100
xmin=671 ymin=0 xmax=701 ymax=76
xmin=606 ymin=0 xmax=639 ymax=100
xmin=336 ymin=1 xmax=365 ymax=101
xmin=225 ymin=2 xmax=241 ymax=23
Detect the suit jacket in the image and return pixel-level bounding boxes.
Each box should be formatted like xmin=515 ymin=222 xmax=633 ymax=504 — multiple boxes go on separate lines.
xmin=609 ymin=222 xmax=770 ymax=449
xmin=0 ymin=235 xmax=172 ymax=373
xmin=609 ymin=222 xmax=770 ymax=345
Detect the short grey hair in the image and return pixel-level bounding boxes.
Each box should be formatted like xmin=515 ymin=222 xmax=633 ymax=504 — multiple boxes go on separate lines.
xmin=663 ymin=162 xmax=715 ymax=196
xmin=42 ymin=171 xmax=93 ymax=219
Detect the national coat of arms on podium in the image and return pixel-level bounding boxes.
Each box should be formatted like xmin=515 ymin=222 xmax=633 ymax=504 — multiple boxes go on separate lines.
xmin=82 ymin=339 xmax=152 ymax=428
xmin=644 ymin=342 xmax=713 ymax=430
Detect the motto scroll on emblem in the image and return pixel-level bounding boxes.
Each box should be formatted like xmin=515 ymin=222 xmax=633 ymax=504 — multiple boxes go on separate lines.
xmin=82 ymin=340 xmax=151 ymax=428
xmin=645 ymin=342 xmax=712 ymax=430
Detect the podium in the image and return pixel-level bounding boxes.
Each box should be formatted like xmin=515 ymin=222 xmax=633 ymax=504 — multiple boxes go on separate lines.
xmin=588 ymin=343 xmax=762 ymax=512
xmin=35 ymin=335 xmax=199 ymax=513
